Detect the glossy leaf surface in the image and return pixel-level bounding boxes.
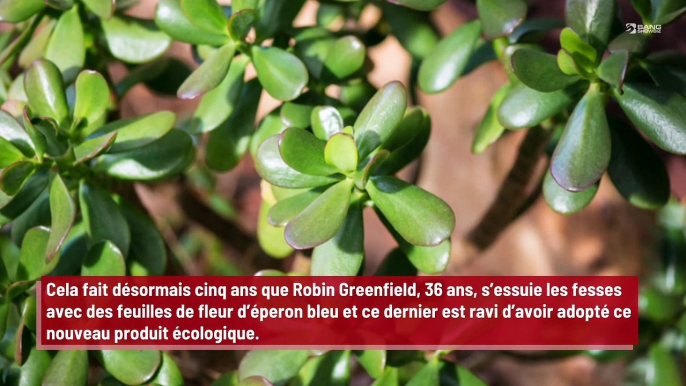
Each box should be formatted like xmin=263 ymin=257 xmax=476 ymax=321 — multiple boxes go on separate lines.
xmin=368 ymin=176 xmax=455 ymax=247
xmin=354 ymin=82 xmax=408 ymax=160
xmin=285 ymin=179 xmax=353 ymax=249
xmin=418 ymin=20 xmax=481 ymax=94
xmin=551 ymin=87 xmax=610 ymax=191
xmin=615 ymin=83 xmax=686 ymax=154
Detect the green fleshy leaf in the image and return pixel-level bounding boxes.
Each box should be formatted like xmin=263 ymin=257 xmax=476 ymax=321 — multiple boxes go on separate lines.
xmin=120 ymin=201 xmax=167 ymax=276
xmin=178 ymin=42 xmax=236 ymax=100
xmin=322 ymin=36 xmax=366 ymax=82
xmin=1 ymin=161 xmax=35 ymax=196
xmin=206 ymin=78 xmax=261 ymax=172
xmin=646 ymin=345 xmax=683 ymax=385
xmin=22 ymin=296 xmax=37 ymax=331
xmin=368 ymin=176 xmax=455 ymax=247
xmin=258 ymin=198 xmax=293 ymax=259
xmin=73 ymin=131 xmax=117 ymax=163
xmin=559 ymin=27 xmax=597 ymax=69
xmin=565 ymin=0 xmax=616 ymax=53
xmin=375 ymin=248 xmax=418 ymax=276
xmin=228 ymin=9 xmax=257 ymax=41
xmin=79 ymin=181 xmax=130 ymax=253
xmin=16 ymin=226 xmax=58 ymax=281
xmin=378 ymin=209 xmax=451 ymax=274
xmin=640 ymin=287 xmax=681 ymax=322
xmin=94 ymin=129 xmax=195 ymax=181
xmin=0 ymin=0 xmax=45 ymax=23
xmin=472 ymin=83 xmax=509 ymax=154
xmin=11 ymin=190 xmax=49 ymax=246
xmin=508 ymin=18 xmax=565 ymax=43
xmin=150 ymin=353 xmax=184 ymax=386
xmin=51 ymin=222 xmax=86 ymax=276
xmin=0 ymin=168 xmax=48 ymax=221
xmin=24 ymin=59 xmax=68 ymax=126
xmin=352 ymin=149 xmax=387 ymax=191
xmin=191 ymin=55 xmax=248 ymax=134
xmin=372 ymin=368 xmax=399 ymax=386
xmin=598 ymin=50 xmax=628 ymax=92
xmin=73 ymin=70 xmax=109 ymax=130
xmin=255 ymin=136 xmax=340 ymax=188
xmin=15 ymin=344 xmax=51 ymax=386
xmin=19 ymin=18 xmax=53 ymax=68
xmin=96 ymin=350 xmax=162 ymax=386
xmin=279 ymin=128 xmax=339 ymax=176
xmin=355 ymin=350 xmax=386 ymax=379
xmin=551 ymin=87 xmax=610 ymax=191
xmin=325 ymin=133 xmax=358 ymax=174
xmin=302 ymin=351 xmax=351 ymax=386
xmin=607 ymin=118 xmax=670 ymax=209
xmin=311 ymin=200 xmax=364 ymax=275
xmin=24 ymin=115 xmax=67 ymax=157
xmin=374 ymin=113 xmax=431 ymax=176
xmin=0 ymin=137 xmax=24 ymax=168
xmin=651 ymin=0 xmax=686 ymax=24
xmin=339 ymin=79 xmax=377 ymax=113
xmin=497 ymin=83 xmax=578 ymax=129
xmin=180 ymin=0 xmax=229 ymax=36
xmin=291 ymin=27 xmax=336 ymax=79
xmin=87 ymin=111 xmax=176 ymax=153
xmin=43 ymin=350 xmax=88 ymax=386
xmin=0 ymin=110 xmax=33 ymax=157
xmin=477 ymin=0 xmax=527 ymax=40
xmin=285 ymin=179 xmax=353 ymax=249
xmin=354 ymin=82 xmax=408 ymax=160
xmin=155 ymin=0 xmax=229 ymax=46
xmin=608 ymin=32 xmax=649 ymax=55
xmin=253 ymin=0 xmax=306 ymax=41
xmin=268 ymin=188 xmax=323 ymax=227
xmin=281 ymin=93 xmax=318 ymax=129
xmin=418 ymin=20 xmax=481 ymax=94
xmin=83 ymin=0 xmax=114 ymax=19
xmin=615 ymin=82 xmax=686 ymax=154
xmin=379 ymin=107 xmax=427 ymax=153
xmin=311 ymin=106 xmax=344 ymax=140
xmin=381 ymin=2 xmax=439 ymax=59
xmin=239 ymin=350 xmax=308 ymax=385
xmin=81 ymin=240 xmax=126 ymax=276
xmin=462 ymin=40 xmax=497 ymax=75
xmin=101 ymin=15 xmax=172 ymax=64
xmin=44 ymin=6 xmax=84 ymax=83
xmin=557 ymin=49 xmax=580 ymax=76
xmin=45 ymin=174 xmax=75 ymax=263
xmin=543 ymin=170 xmax=598 ymax=214
xmin=317 ymin=3 xmax=344 ymax=27
xmin=511 ymin=48 xmax=580 ymax=92
xmin=252 ymin=46 xmax=308 ymax=102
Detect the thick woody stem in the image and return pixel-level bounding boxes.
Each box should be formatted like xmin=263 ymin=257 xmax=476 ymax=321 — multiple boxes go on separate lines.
xmin=464 ymin=125 xmax=552 ymax=252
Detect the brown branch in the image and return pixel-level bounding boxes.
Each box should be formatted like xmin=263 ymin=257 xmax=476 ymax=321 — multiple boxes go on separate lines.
xmin=458 ymin=125 xmax=552 ymax=260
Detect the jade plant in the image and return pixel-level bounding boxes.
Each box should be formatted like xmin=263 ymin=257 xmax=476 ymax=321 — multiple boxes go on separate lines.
xmin=0 ymin=0 xmax=478 ymax=384
xmin=0 ymin=0 xmax=681 ymax=383
xmin=414 ymin=0 xmax=686 ymax=255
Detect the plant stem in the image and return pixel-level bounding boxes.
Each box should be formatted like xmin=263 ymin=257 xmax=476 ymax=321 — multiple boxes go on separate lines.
xmin=462 ymin=125 xmax=552 ymax=255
